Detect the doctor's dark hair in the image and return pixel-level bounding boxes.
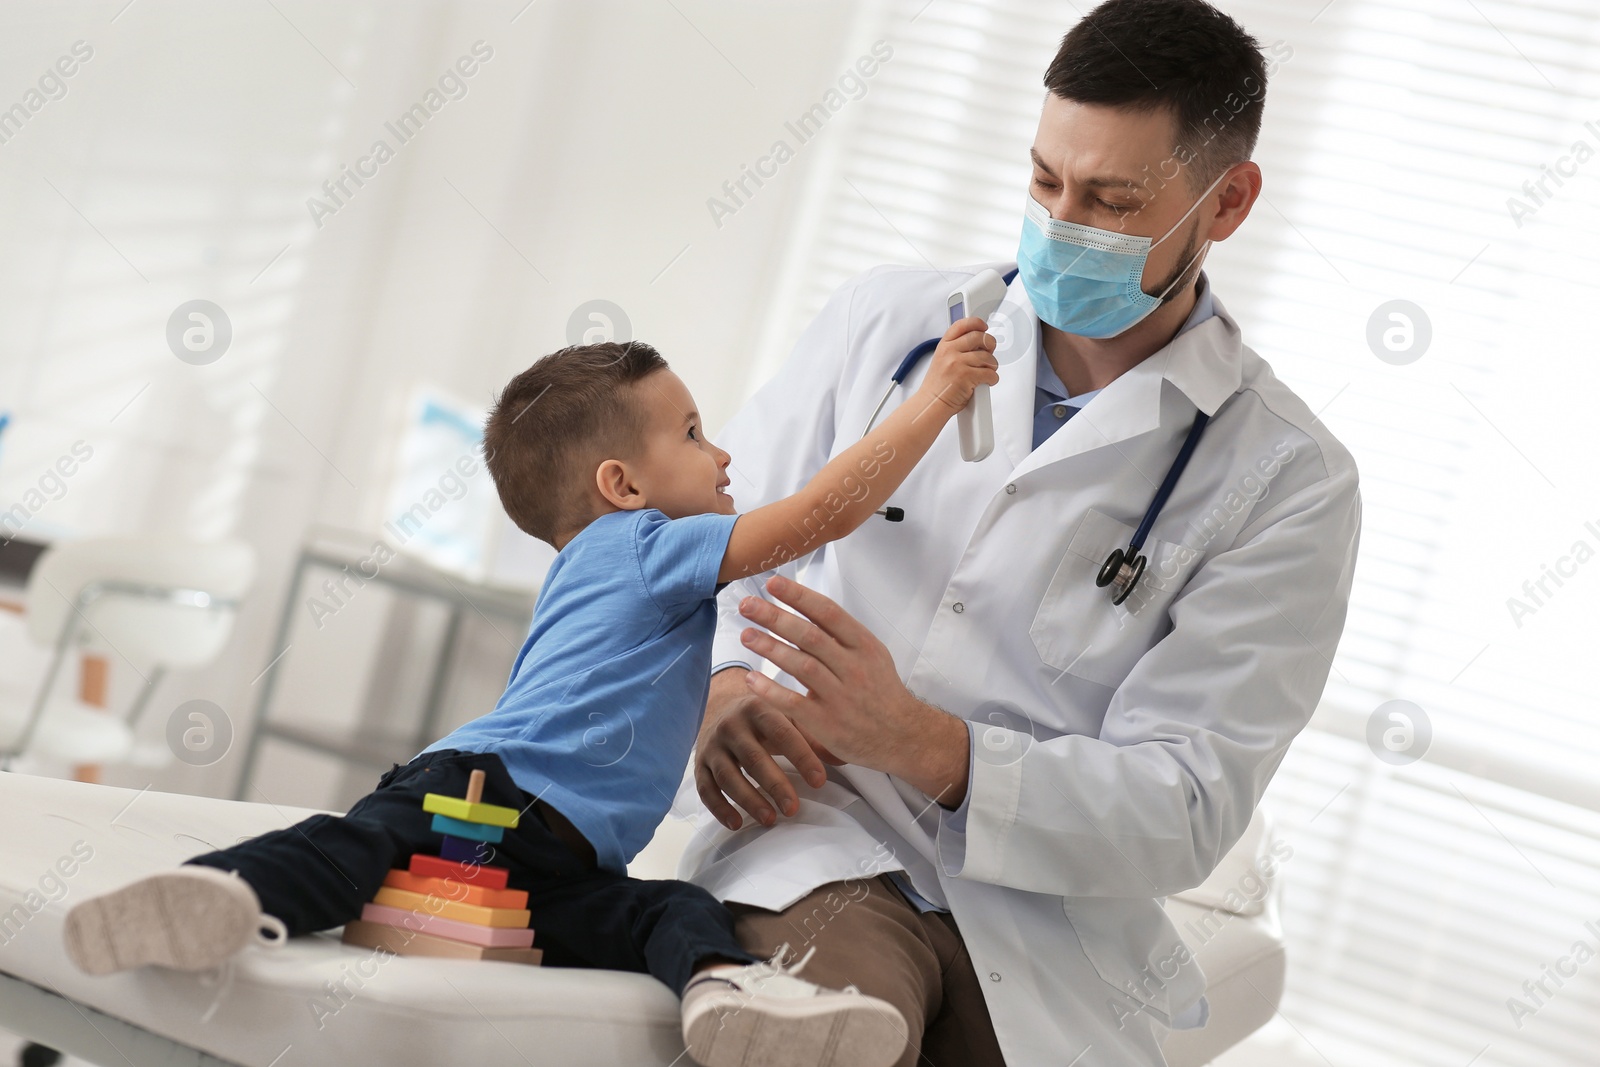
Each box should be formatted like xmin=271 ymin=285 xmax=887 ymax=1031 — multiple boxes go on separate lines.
xmin=483 ymin=341 xmax=668 ymax=545
xmin=1044 ymin=0 xmax=1271 ymax=188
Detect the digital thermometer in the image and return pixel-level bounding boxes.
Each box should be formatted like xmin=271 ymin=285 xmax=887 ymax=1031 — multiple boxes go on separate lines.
xmin=946 ymin=268 xmax=1008 ymax=462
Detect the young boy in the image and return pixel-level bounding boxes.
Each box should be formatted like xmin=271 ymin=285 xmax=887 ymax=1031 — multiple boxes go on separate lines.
xmin=64 ymin=324 xmax=997 ymax=1067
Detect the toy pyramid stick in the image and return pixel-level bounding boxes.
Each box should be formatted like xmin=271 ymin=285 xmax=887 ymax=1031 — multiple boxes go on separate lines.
xmin=424 ymin=772 xmax=519 ymax=830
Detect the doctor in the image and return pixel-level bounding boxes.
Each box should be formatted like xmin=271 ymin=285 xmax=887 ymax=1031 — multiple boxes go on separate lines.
xmin=683 ymin=1 xmax=1361 ymax=1064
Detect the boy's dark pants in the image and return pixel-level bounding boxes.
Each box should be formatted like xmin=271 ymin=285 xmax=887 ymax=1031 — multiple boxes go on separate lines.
xmin=188 ymin=749 xmax=756 ymax=995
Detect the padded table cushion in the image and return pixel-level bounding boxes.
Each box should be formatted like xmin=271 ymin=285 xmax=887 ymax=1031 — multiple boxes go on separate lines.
xmin=0 ymin=773 xmax=1283 ymax=1067
xmin=0 ymin=774 xmax=683 ymax=1067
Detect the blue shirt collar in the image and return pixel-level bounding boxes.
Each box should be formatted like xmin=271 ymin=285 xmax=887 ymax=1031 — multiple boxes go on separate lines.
xmin=1034 ymin=271 xmax=1216 ymax=404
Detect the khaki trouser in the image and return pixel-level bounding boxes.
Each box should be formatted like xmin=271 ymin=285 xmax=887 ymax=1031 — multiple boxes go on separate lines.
xmin=726 ymin=874 xmax=1008 ymax=1067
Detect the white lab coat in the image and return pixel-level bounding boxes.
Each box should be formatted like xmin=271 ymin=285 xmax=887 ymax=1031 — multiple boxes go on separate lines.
xmin=677 ymin=262 xmax=1361 ymax=1066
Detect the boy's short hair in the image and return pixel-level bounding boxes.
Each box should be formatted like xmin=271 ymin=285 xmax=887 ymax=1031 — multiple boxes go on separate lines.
xmin=484 ymin=341 xmax=668 ymax=545
xmin=1044 ymin=0 xmax=1269 ymax=189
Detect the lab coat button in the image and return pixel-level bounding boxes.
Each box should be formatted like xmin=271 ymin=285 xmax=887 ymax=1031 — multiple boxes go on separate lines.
xmin=989 ymin=971 xmax=1001 ymax=982
xmin=952 ymin=602 xmax=964 ymax=614
xmin=1005 ymin=483 xmax=1017 ymax=494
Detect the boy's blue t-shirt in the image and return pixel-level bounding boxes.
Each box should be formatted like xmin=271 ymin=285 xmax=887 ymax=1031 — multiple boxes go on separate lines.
xmin=424 ymin=508 xmax=739 ymax=872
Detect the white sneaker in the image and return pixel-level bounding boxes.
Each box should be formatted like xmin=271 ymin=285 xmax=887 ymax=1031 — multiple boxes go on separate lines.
xmin=680 ymin=944 xmax=909 ymax=1067
xmin=64 ymin=867 xmax=287 ymax=976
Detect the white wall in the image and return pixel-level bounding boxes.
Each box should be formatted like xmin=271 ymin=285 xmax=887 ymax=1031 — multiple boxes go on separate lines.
xmin=0 ymin=0 xmax=864 ymax=800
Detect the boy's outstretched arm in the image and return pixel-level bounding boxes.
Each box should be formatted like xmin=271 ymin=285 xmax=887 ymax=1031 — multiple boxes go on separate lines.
xmin=718 ymin=318 xmax=998 ymax=583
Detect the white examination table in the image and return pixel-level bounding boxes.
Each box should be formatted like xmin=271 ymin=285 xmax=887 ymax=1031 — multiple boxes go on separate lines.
xmin=0 ymin=773 xmax=1284 ymax=1066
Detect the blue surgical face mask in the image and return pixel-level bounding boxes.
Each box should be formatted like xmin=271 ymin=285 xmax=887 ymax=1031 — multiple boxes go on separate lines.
xmin=1017 ymin=176 xmax=1221 ymax=339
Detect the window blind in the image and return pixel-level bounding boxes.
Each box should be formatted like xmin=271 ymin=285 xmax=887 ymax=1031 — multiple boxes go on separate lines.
xmin=743 ymin=2 xmax=1600 ymax=1064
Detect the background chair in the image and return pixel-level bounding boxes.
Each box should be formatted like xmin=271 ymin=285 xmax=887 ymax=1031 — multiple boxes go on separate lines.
xmin=0 ymin=538 xmax=256 ymax=769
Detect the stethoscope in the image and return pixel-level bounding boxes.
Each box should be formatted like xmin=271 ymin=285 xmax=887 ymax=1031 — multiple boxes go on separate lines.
xmin=861 ymin=266 xmax=1212 ymax=607
xmin=1094 ymin=410 xmax=1208 ymax=605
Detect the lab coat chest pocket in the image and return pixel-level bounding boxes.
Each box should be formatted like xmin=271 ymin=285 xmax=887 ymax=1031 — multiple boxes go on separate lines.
xmin=1028 ymin=508 xmax=1198 ymax=689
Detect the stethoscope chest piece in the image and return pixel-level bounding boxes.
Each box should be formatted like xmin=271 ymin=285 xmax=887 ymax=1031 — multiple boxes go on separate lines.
xmin=1091 ymin=408 xmax=1212 ymax=609
xmin=1096 ymin=547 xmax=1146 ymax=606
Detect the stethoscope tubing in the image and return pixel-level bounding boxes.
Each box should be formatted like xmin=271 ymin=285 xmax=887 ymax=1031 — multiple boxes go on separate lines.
xmin=1129 ymin=410 xmax=1209 ymax=554
xmin=861 ymin=337 xmax=941 ymax=437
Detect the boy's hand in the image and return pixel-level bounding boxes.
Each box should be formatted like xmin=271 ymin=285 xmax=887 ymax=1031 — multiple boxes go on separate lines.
xmin=696 ymin=667 xmax=838 ymax=829
xmin=913 ymin=317 xmax=999 ymax=417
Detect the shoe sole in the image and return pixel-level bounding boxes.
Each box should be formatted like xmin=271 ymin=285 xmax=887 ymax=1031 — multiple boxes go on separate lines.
xmin=684 ymin=991 xmax=908 ymax=1067
xmin=64 ymin=868 xmax=263 ymax=975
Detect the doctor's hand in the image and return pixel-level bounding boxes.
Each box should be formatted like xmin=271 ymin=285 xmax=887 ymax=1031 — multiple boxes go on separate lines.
xmin=707 ymin=575 xmax=966 ymax=819
xmin=916 ymin=317 xmax=999 ymax=414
